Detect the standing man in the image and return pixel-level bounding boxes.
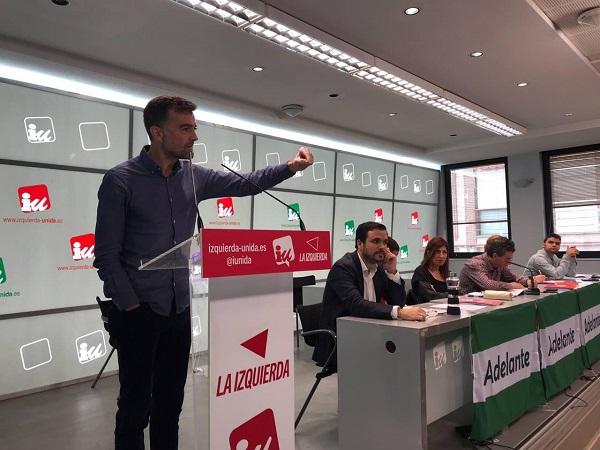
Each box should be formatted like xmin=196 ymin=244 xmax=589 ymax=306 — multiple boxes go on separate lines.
xmin=526 ymin=233 xmax=578 ymax=278
xmin=94 ymin=96 xmax=313 ymax=450
xmin=459 ymin=236 xmax=545 ymax=294
xmin=313 ymin=222 xmax=426 ymax=369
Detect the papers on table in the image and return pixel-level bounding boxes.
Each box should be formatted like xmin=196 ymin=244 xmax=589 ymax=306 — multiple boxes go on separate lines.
xmin=428 ymin=303 xmax=489 ymax=312
xmin=465 ymin=291 xmax=484 ymax=297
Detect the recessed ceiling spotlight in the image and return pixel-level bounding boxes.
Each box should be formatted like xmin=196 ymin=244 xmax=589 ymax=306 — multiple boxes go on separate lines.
xmin=564 ymin=113 xmax=574 ymax=117
xmin=404 ymin=7 xmax=420 ymax=15
xmin=450 ymin=134 xmax=457 ymax=137
xmin=469 ymin=51 xmax=483 ymax=58
xmin=329 ymin=93 xmax=339 ymax=98
xmin=51 ymin=0 xmax=69 ymax=5
xmin=517 ymin=82 xmax=528 ymax=87
xmin=252 ymin=66 xmax=264 ymax=72
xmin=388 ymin=112 xmax=397 ymax=117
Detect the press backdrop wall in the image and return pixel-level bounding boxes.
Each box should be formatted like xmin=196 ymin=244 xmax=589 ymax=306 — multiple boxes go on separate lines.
xmin=0 ymin=80 xmax=439 ymax=398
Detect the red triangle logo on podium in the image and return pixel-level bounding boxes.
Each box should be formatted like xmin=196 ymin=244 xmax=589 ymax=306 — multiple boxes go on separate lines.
xmin=240 ymin=329 xmax=269 ymax=358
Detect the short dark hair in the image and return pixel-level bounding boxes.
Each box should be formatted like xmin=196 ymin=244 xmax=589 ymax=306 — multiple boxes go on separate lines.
xmin=355 ymin=221 xmax=387 ymax=248
xmin=143 ymin=96 xmax=197 ymax=141
xmin=486 ymin=236 xmax=516 ymax=257
xmin=386 ymin=237 xmax=400 ymax=254
xmin=484 ymin=234 xmax=504 ymax=252
xmin=544 ymin=233 xmax=561 ymax=242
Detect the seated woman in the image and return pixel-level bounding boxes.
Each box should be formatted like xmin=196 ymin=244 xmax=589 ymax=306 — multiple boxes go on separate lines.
xmin=410 ymin=236 xmax=449 ymax=303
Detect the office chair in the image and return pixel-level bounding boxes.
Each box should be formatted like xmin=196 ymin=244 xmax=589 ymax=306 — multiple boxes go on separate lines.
xmin=295 ymin=302 xmax=337 ymax=429
xmin=293 ymin=275 xmax=316 ymax=348
xmin=91 ymin=296 xmax=117 ymax=389
xmin=406 ymin=289 xmax=420 ymax=305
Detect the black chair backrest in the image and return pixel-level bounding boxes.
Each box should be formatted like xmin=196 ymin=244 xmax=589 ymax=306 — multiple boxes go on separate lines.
xmin=293 ymin=275 xmax=316 ymax=308
xmin=406 ymin=289 xmax=420 ymax=306
xmin=95 ymin=296 xmax=113 ymax=323
xmin=296 ymin=303 xmax=322 ymax=347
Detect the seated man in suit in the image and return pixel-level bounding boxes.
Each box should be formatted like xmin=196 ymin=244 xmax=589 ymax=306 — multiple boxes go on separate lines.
xmin=313 ymin=221 xmax=426 ymax=369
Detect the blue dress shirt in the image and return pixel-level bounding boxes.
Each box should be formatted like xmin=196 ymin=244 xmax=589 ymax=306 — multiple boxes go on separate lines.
xmin=94 ymin=147 xmax=293 ymax=316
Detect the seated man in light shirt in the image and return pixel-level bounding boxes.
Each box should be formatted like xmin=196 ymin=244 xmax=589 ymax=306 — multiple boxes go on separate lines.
xmin=313 ymin=222 xmax=426 ymax=369
xmin=459 ymin=236 xmax=545 ymax=294
xmin=526 ymin=233 xmax=578 ymax=279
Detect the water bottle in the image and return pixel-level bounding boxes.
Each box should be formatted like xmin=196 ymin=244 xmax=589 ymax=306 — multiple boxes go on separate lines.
xmin=446 ymin=272 xmax=460 ymax=315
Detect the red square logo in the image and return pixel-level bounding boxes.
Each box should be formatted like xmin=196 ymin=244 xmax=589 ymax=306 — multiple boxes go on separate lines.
xmin=70 ymin=233 xmax=95 ymax=260
xmin=373 ymin=208 xmax=383 ymax=223
xmin=422 ymin=234 xmax=429 ymax=247
xmin=229 ymin=408 xmax=280 ymax=450
xmin=411 ymin=211 xmax=419 ymax=225
xmin=217 ymin=197 xmax=235 ymax=217
xmin=17 ymin=184 xmax=51 ymax=213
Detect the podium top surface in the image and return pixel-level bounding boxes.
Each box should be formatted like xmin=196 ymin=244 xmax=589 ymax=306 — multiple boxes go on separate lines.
xmin=139 ymin=229 xmax=331 ymax=278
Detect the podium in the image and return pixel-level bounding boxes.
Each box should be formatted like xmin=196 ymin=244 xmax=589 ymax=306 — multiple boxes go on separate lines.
xmin=139 ymin=228 xmax=331 ymax=450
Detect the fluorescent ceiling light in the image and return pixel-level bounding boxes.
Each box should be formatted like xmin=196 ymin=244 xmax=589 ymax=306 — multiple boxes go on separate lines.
xmin=252 ymin=66 xmax=264 ymax=72
xmin=469 ymin=51 xmax=483 ymax=57
xmin=517 ymin=82 xmax=528 ymax=87
xmin=173 ymin=0 xmax=526 ymax=136
xmin=404 ymin=7 xmax=420 ymax=15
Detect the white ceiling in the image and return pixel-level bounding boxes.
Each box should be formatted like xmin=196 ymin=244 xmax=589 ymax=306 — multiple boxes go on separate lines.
xmin=0 ymin=0 xmax=599 ymax=164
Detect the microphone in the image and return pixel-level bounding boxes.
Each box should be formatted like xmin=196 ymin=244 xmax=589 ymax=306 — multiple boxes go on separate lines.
xmin=509 ymin=262 xmax=540 ymax=295
xmin=220 ymin=163 xmax=306 ymax=231
xmin=188 ymin=152 xmax=204 ymax=232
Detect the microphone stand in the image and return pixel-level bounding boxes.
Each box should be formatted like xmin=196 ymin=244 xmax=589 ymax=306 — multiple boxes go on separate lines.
xmin=220 ymin=163 xmax=306 ymax=231
xmin=510 ymin=262 xmax=540 ymax=295
xmin=188 ymin=153 xmax=204 ymax=232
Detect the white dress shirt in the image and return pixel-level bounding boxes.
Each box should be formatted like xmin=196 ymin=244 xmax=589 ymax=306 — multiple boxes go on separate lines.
xmin=357 ymin=252 xmax=402 ymax=319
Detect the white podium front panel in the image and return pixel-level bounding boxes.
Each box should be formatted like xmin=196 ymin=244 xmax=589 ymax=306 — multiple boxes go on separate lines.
xmin=209 ymin=273 xmax=293 ymax=450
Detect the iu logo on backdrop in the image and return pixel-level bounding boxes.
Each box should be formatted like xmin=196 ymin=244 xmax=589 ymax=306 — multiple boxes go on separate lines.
xmin=24 ymin=117 xmax=56 ymax=143
xmin=400 ymin=244 xmax=409 ymax=259
xmin=216 ymin=197 xmax=234 ymax=217
xmin=17 ymin=184 xmax=51 ymax=213
xmin=422 ymin=234 xmax=429 ymax=247
xmin=0 ymin=257 xmax=6 ymax=284
xmin=229 ymin=408 xmax=280 ymax=450
xmin=287 ymin=203 xmax=300 ymax=222
xmin=344 ymin=219 xmax=355 ymax=236
xmin=373 ymin=208 xmax=384 ymax=223
xmin=70 ymin=233 xmax=95 ymax=260
xmin=75 ymin=330 xmax=107 ymax=364
xmin=410 ymin=211 xmax=419 ymax=225
xmin=272 ymin=236 xmax=295 ymax=267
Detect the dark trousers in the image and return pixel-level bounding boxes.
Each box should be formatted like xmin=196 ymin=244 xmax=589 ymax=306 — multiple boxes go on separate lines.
xmin=110 ymin=303 xmax=191 ymax=450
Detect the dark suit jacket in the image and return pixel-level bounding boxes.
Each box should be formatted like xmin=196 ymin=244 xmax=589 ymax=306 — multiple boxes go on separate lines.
xmin=312 ymin=251 xmax=406 ymax=367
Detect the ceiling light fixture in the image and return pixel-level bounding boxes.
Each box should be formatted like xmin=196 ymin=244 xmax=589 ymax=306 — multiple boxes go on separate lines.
xmin=517 ymin=82 xmax=528 ymax=87
xmin=172 ymin=0 xmax=525 ymax=137
xmin=51 ymin=0 xmax=70 ymax=5
xmin=564 ymin=113 xmax=574 ymax=117
xmin=578 ymin=7 xmax=600 ymax=28
xmin=329 ymin=93 xmax=339 ymax=98
xmin=388 ymin=113 xmax=397 ymax=117
xmin=252 ymin=66 xmax=264 ymax=72
xmin=469 ymin=51 xmax=483 ymax=57
xmin=404 ymin=7 xmax=420 ymax=15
